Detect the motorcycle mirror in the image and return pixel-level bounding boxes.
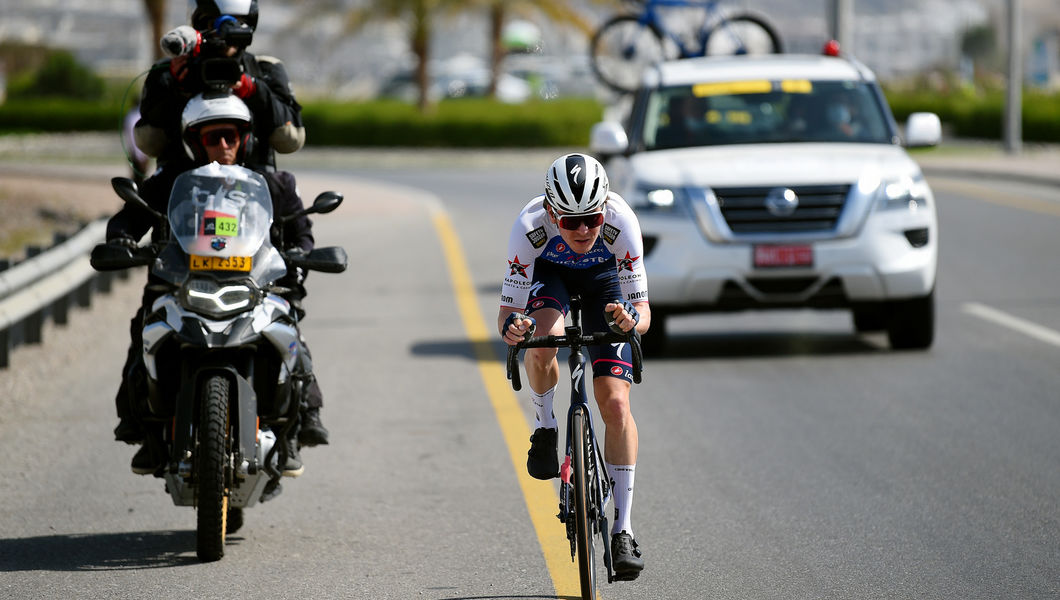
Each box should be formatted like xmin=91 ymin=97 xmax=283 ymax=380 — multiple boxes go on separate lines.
xmin=280 ymin=191 xmax=343 ymax=225
xmin=111 ymin=177 xmax=165 ymax=223
xmin=311 ymin=191 xmax=344 ymax=214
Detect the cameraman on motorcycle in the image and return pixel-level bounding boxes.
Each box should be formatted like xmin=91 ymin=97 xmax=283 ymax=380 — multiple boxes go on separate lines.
xmin=109 ymin=92 xmax=328 ymax=476
xmin=135 ymin=0 xmax=304 ymax=173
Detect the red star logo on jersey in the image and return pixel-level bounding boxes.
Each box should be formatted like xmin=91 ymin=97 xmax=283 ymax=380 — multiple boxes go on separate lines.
xmin=617 ymin=251 xmax=640 ymax=272
xmin=508 ymin=255 xmax=530 ymax=278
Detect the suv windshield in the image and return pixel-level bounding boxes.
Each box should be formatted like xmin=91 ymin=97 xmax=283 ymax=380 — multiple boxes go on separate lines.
xmin=642 ymin=79 xmax=892 ymax=149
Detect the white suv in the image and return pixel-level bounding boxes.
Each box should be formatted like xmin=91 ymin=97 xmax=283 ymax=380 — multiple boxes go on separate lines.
xmin=590 ymin=52 xmax=942 ymax=351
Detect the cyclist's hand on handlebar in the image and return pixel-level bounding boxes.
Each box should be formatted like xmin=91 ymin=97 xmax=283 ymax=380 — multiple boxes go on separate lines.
xmin=604 ymin=300 xmax=640 ymax=334
xmin=502 ymin=312 xmax=537 ymax=346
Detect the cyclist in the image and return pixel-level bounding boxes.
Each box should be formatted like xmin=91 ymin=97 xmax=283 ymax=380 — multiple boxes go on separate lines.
xmin=498 ymin=153 xmax=651 ymax=580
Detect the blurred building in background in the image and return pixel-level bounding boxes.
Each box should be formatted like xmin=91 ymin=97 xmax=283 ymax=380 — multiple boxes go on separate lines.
xmin=0 ymin=0 xmax=1057 ymax=99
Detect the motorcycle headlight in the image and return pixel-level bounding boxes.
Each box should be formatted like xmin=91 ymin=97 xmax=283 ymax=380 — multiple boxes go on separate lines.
xmin=876 ymin=173 xmax=930 ymax=212
xmin=180 ymin=277 xmax=260 ymax=319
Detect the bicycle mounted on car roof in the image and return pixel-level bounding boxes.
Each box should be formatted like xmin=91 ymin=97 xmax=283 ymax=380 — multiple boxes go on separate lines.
xmin=590 ymin=0 xmax=783 ymax=93
xmin=506 ymin=295 xmax=644 ymax=600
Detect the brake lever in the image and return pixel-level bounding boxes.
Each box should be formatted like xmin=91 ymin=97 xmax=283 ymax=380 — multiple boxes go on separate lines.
xmin=506 ymin=345 xmax=522 ymax=391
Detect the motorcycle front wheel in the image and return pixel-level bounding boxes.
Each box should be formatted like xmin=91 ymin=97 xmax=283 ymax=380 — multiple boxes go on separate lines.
xmin=196 ymin=375 xmax=231 ymax=562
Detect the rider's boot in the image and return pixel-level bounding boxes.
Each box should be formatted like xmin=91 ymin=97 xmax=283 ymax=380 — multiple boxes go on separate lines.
xmin=298 ymin=406 xmax=330 ymax=446
xmin=115 ymin=417 xmax=144 ymax=444
xmin=281 ymin=426 xmax=304 ymax=477
xmin=130 ymin=444 xmax=155 ymax=475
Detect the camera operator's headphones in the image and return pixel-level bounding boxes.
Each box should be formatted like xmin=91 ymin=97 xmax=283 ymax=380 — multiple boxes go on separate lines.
xmin=181 ymin=92 xmax=255 ymax=164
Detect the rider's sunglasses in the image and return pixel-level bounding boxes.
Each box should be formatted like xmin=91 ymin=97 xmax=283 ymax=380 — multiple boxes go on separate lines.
xmin=555 ymin=210 xmax=605 ymax=231
xmin=201 ymin=128 xmax=240 ymax=147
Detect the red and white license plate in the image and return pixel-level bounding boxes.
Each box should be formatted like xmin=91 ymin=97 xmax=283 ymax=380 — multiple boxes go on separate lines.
xmin=753 ymin=244 xmax=813 ymax=268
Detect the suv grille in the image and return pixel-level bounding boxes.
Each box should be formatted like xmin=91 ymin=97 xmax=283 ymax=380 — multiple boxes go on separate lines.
xmin=714 ymin=184 xmax=851 ymax=234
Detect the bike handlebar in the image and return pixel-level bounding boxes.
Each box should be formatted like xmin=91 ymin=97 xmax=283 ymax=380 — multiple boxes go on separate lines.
xmin=506 ymin=330 xmax=643 ymax=391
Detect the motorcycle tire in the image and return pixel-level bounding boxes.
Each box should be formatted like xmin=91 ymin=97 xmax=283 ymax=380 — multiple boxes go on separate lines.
xmin=196 ymin=375 xmax=231 ymax=562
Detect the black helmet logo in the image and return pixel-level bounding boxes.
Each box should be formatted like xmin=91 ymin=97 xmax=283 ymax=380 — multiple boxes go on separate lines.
xmin=564 ymin=154 xmax=587 ymax=200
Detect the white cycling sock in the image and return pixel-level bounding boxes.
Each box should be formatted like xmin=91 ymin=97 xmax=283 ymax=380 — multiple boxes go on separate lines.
xmin=530 ymin=384 xmax=558 ymax=430
xmin=607 ymin=463 xmax=636 ymax=537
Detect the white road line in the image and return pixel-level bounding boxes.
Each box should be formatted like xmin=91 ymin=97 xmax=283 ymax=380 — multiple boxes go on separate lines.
xmin=962 ymin=302 xmax=1060 ymax=348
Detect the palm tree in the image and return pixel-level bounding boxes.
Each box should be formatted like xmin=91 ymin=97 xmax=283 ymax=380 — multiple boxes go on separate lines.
xmin=295 ymin=0 xmax=462 ymax=112
xmin=479 ymin=0 xmax=631 ymax=99
xmin=143 ymin=0 xmax=167 ymax=61
xmin=476 ymin=0 xmax=598 ymax=99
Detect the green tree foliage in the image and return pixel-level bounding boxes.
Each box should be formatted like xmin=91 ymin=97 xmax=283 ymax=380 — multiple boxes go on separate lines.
xmin=9 ymin=50 xmax=104 ymax=100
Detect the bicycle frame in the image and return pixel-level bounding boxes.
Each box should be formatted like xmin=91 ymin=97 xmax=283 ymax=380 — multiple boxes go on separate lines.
xmin=634 ymin=0 xmax=727 ymax=58
xmin=505 ymin=297 xmax=643 ymax=593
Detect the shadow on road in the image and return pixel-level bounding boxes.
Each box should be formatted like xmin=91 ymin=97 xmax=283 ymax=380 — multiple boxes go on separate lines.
xmin=0 ymin=530 xmax=208 ymax=571
xmin=409 ymin=331 xmax=886 ymax=364
xmin=654 ymin=330 xmax=886 ymax=359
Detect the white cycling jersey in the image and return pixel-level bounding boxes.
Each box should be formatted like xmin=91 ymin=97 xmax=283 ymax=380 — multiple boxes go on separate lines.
xmin=500 ymin=192 xmax=649 ymax=310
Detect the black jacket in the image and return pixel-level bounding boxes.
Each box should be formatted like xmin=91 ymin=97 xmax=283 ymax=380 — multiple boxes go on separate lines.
xmin=137 ymin=51 xmax=303 ymax=171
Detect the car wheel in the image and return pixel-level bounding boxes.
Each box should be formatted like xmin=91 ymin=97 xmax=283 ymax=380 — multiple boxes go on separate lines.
xmin=886 ymin=292 xmax=935 ymax=350
xmin=852 ymin=304 xmax=886 ymax=332
xmin=640 ymin=311 xmax=667 ymax=356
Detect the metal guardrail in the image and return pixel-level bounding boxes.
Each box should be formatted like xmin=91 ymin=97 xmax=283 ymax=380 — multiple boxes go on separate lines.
xmin=0 ymin=219 xmax=128 ymax=368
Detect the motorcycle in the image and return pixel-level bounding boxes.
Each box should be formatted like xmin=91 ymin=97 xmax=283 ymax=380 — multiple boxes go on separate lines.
xmin=91 ymin=163 xmax=347 ymax=562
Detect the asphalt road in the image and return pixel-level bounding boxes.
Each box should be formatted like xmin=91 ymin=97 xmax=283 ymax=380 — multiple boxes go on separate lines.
xmin=1 ymin=157 xmax=1058 ymax=599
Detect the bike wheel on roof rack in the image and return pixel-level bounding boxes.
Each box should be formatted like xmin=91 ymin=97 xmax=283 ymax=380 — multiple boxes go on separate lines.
xmin=590 ymin=15 xmax=674 ymax=94
xmin=703 ymin=13 xmax=783 ymax=56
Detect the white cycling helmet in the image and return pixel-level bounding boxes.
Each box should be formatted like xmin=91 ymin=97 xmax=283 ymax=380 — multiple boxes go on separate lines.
xmin=181 ymin=92 xmax=253 ymax=162
xmin=544 ymin=153 xmax=609 ymax=214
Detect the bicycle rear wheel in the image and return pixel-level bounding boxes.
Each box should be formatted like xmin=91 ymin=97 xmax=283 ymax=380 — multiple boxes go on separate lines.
xmin=590 ymin=15 xmax=672 ymax=94
xmin=571 ymin=405 xmax=596 ymax=599
xmin=704 ymin=13 xmax=783 ymax=56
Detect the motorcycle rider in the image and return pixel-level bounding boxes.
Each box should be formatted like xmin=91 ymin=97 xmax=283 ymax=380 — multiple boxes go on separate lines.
xmin=109 ymin=92 xmax=328 ymax=476
xmin=135 ymin=0 xmax=304 ymax=173
xmin=498 ymin=153 xmax=651 ymax=580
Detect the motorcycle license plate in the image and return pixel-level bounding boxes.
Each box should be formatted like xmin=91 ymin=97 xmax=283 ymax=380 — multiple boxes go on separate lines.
xmin=189 ymin=255 xmax=253 ymax=272
xmin=753 ymin=244 xmax=813 ymax=268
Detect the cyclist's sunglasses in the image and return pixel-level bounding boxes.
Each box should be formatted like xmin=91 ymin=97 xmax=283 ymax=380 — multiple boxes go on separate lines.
xmin=555 ymin=210 xmax=605 ymax=231
xmin=201 ymin=127 xmax=240 ymax=147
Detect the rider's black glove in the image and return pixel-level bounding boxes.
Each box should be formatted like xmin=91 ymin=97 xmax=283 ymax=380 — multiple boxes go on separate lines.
xmin=503 ymin=312 xmax=536 ymax=342
xmin=108 ymin=235 xmax=138 ymax=250
xmin=604 ymin=300 xmax=639 ymax=335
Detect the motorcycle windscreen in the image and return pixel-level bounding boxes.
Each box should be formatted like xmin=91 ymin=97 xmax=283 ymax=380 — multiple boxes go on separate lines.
xmin=168 ymin=162 xmax=273 ymax=259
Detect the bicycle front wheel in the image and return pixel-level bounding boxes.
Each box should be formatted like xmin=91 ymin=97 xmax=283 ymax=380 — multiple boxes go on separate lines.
xmin=704 ymin=13 xmax=783 ymax=56
xmin=571 ymin=405 xmax=597 ymax=599
xmin=590 ymin=15 xmax=671 ymax=94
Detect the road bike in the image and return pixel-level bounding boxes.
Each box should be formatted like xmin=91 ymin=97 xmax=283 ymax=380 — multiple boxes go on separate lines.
xmin=590 ymin=0 xmax=783 ymax=93
xmin=505 ymin=297 xmax=644 ymax=599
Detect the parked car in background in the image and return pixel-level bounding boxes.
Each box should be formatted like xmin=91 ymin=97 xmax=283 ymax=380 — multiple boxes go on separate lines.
xmin=591 ymin=50 xmax=942 ymax=353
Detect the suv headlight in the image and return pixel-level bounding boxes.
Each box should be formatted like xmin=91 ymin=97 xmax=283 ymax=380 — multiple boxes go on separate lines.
xmin=877 ymin=173 xmax=930 ymax=212
xmin=629 ymin=183 xmax=679 ymax=211
xmin=180 ymin=277 xmax=261 ymax=319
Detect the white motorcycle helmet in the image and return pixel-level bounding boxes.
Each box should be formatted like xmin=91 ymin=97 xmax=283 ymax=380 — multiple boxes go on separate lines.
xmin=544 ymin=153 xmax=609 ymax=215
xmin=180 ymin=92 xmax=253 ymax=163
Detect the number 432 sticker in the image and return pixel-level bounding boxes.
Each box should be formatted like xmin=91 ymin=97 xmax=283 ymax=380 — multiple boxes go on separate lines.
xmin=202 ymin=211 xmax=238 ymax=237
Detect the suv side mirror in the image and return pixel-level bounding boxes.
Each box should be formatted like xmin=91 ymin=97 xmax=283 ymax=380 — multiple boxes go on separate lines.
xmin=905 ymin=112 xmax=941 ymax=148
xmin=590 ymin=121 xmax=629 ymax=156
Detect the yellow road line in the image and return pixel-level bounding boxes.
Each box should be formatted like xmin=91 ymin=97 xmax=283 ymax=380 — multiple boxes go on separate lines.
xmin=431 ymin=211 xmax=583 ymax=598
